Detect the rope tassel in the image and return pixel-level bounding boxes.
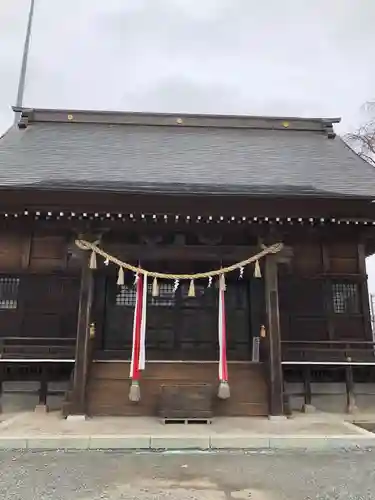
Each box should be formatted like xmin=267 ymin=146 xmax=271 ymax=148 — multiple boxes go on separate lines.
xmin=128 ymin=380 xmax=141 ymax=402
xmin=117 ymin=267 xmax=125 ymax=286
xmin=188 ymin=279 xmax=195 ymax=297
xmin=254 ymin=260 xmax=262 ymax=278
xmin=218 ymin=273 xmax=227 ymax=291
xmin=218 ymin=380 xmax=230 ymax=400
xmin=89 ymin=251 xmax=97 ymax=269
xmin=152 ymin=277 xmax=159 ymax=297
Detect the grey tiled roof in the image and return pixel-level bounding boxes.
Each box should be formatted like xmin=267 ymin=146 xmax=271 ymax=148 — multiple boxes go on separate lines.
xmin=0 ymin=109 xmax=374 ymax=198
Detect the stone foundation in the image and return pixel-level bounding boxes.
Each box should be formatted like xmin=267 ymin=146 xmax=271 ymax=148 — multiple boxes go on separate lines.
xmin=0 ymin=381 xmax=68 ymax=414
xmin=285 ymin=382 xmax=375 ymax=414
xmin=3 ymin=381 xmax=375 ymax=416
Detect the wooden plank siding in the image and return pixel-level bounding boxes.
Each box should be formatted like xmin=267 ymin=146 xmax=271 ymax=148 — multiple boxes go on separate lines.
xmin=0 ymin=230 xmax=80 ymax=353
xmin=85 ymin=361 xmax=268 ymax=417
xmin=279 ymin=238 xmax=373 ymax=363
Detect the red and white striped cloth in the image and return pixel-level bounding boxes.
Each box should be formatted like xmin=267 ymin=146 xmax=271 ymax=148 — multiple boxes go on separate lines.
xmin=129 ymin=273 xmax=148 ymax=382
xmin=218 ymin=275 xmax=228 ymax=384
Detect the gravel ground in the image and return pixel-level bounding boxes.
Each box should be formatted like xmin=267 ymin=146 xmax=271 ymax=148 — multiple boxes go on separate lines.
xmin=0 ymin=449 xmax=375 ymax=499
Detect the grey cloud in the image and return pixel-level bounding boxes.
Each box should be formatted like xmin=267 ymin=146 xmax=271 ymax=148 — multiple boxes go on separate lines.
xmin=118 ymin=77 xmax=248 ymax=114
xmin=22 ymin=0 xmax=375 ymax=132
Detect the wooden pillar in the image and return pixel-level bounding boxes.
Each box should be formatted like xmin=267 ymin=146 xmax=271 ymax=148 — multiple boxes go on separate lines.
xmin=249 ymin=277 xmax=265 ymax=361
xmin=34 ymin=367 xmax=49 ymax=413
xmin=264 ymin=255 xmax=284 ymax=416
xmin=69 ymin=251 xmax=94 ymax=417
xmin=38 ymin=372 xmax=48 ymax=405
xmin=321 ymin=243 xmax=335 ymax=341
xmin=302 ymin=366 xmax=316 ymax=413
xmin=303 ymin=367 xmax=312 ymax=406
xmin=345 ymin=364 xmax=358 ymax=414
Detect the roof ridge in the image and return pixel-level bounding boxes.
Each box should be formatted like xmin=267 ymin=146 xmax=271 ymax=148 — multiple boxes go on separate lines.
xmin=12 ymin=107 xmax=340 ymax=135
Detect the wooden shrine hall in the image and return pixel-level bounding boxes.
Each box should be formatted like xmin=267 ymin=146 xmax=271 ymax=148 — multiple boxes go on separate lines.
xmin=0 ymin=107 xmax=374 ymax=419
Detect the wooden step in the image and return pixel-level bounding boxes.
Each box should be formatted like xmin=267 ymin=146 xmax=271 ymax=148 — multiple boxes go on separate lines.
xmin=162 ymin=418 xmax=212 ymax=425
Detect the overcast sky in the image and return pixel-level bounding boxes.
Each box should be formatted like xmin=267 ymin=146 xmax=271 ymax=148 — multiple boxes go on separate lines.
xmin=0 ymin=0 xmax=374 ymax=292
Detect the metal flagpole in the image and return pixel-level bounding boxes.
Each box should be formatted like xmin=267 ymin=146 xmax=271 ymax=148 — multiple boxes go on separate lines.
xmin=14 ymin=0 xmax=35 ymax=123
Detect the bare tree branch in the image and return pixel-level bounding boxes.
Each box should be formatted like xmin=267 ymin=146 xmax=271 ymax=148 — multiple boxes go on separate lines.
xmin=344 ymin=100 xmax=375 ymax=167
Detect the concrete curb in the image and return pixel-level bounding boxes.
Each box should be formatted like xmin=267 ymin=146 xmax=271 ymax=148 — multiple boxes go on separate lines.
xmin=1 ymin=434 xmax=375 ymax=451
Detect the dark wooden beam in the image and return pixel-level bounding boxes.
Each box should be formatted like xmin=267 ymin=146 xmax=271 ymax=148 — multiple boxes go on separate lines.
xmin=321 ymin=242 xmax=335 ymax=341
xmin=69 ymin=251 xmax=94 ymax=416
xmin=264 ymin=255 xmax=284 ymax=416
xmin=275 ymin=245 xmax=294 ymax=265
xmin=0 ymin=189 xmax=373 ymax=219
xmin=20 ymin=233 xmax=32 ymax=269
xmin=104 ymin=244 xmax=260 ymax=262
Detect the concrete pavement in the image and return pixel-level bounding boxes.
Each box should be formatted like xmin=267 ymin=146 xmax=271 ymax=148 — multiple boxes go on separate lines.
xmin=2 ymin=448 xmax=375 ymax=499
xmin=1 ymin=411 xmax=375 ymax=451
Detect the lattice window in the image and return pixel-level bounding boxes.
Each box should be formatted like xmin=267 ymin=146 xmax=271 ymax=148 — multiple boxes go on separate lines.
xmin=115 ymin=286 xmax=136 ymax=307
xmin=0 ymin=277 xmax=20 ymax=310
xmin=331 ymin=282 xmax=359 ymax=314
xmin=149 ymin=283 xmax=175 ymax=307
xmin=115 ymin=283 xmax=176 ymax=307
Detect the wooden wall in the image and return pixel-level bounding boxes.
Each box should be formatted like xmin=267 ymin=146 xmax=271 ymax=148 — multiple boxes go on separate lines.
xmin=0 ymin=229 xmax=80 ymax=340
xmin=0 ymin=229 xmax=80 ymax=273
xmin=86 ymin=361 xmax=268 ymax=417
xmin=279 ymin=238 xmax=371 ymax=343
xmin=0 ymin=225 xmax=371 ymax=346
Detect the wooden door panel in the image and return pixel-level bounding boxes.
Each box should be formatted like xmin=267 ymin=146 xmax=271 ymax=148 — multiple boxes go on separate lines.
xmin=0 ymin=274 xmax=79 ymax=339
xmin=101 ymin=277 xmax=251 ymax=361
xmin=19 ymin=275 xmax=79 ymax=339
xmin=0 ymin=311 xmax=21 ymax=337
xmin=22 ymin=312 xmax=61 ymax=337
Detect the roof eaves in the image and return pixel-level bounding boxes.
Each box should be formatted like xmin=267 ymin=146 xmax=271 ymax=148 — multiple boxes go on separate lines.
xmin=0 ymin=180 xmax=373 ymax=200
